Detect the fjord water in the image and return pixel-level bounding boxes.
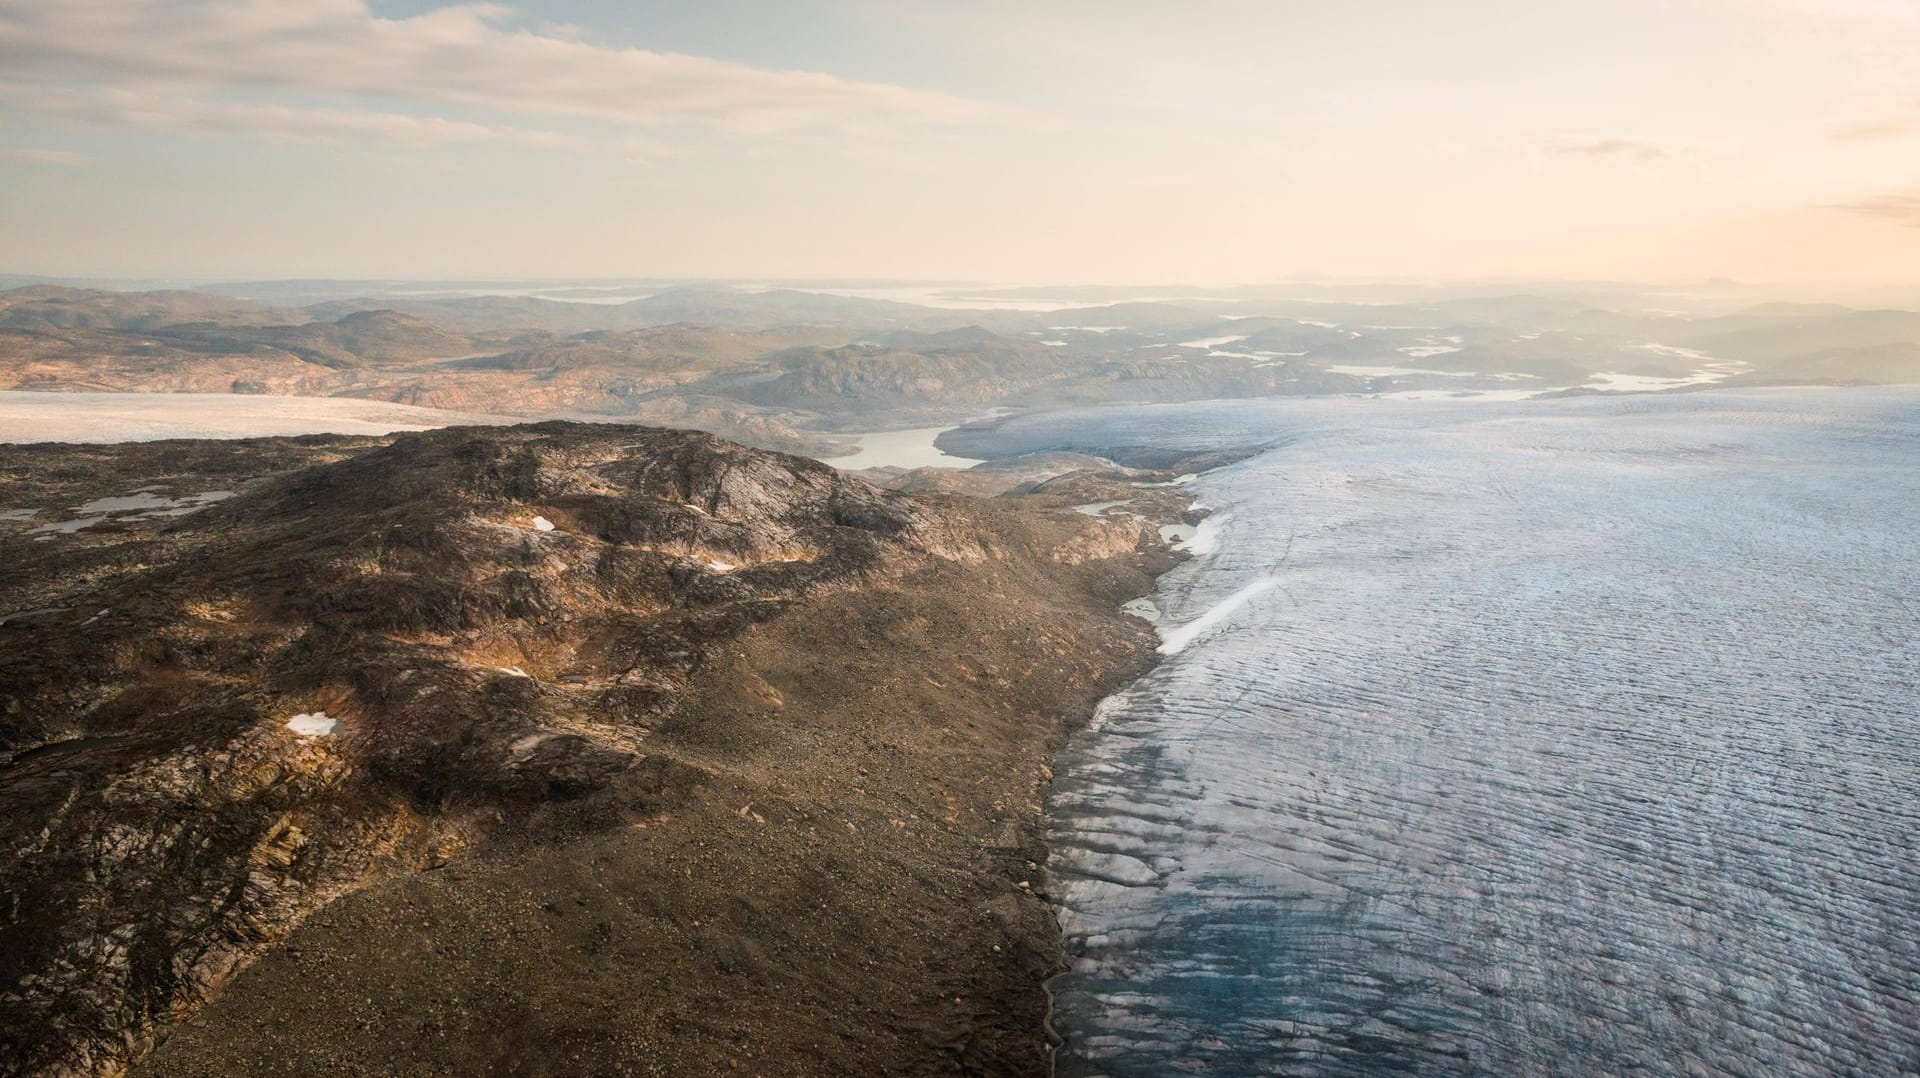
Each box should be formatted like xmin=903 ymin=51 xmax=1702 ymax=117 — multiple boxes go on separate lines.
xmin=1019 ymin=390 xmax=1920 ymax=1075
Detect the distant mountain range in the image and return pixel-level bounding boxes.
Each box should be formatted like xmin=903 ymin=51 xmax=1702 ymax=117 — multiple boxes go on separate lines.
xmin=2 ymin=283 xmax=1916 ymax=451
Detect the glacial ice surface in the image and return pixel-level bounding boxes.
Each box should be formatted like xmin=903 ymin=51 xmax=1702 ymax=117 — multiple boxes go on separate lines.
xmin=1037 ymin=388 xmax=1920 ymax=1075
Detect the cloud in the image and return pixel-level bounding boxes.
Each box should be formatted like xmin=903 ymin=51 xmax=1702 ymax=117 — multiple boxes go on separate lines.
xmin=0 ymin=145 xmax=87 ymax=165
xmin=1833 ymin=115 xmax=1920 ymax=141
xmin=0 ymin=83 xmax=581 ymax=148
xmin=1544 ymin=138 xmax=1670 ymax=161
xmin=1830 ymin=189 xmax=1920 ymax=227
xmin=0 ymin=0 xmax=1009 ymax=144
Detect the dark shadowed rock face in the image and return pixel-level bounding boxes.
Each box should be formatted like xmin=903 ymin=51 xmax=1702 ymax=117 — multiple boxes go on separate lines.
xmin=0 ymin=423 xmax=1010 ymax=1076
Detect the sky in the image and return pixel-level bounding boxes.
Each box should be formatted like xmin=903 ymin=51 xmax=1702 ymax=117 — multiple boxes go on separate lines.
xmin=1 ymin=0 xmax=1918 ymax=287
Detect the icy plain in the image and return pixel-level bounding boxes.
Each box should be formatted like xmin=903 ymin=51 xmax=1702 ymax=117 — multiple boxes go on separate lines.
xmin=1012 ymin=389 xmax=1920 ymax=1075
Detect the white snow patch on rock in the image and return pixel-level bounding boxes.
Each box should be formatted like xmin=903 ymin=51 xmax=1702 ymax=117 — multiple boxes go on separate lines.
xmin=1178 ymin=334 xmax=1249 ymax=350
xmin=1329 ymin=364 xmax=1475 ymax=378
xmin=286 ymin=712 xmax=338 ymax=737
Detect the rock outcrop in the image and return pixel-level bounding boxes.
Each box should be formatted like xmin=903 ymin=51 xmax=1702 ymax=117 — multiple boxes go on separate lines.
xmin=0 ymin=423 xmax=1178 ymax=1077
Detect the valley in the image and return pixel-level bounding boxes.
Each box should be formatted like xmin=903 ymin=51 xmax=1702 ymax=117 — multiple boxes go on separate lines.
xmin=6 ymin=283 xmax=1916 ymax=462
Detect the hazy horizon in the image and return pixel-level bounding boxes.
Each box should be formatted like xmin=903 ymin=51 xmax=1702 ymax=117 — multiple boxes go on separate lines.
xmin=3 ymin=1 xmax=1919 ymax=287
xmin=6 ymin=273 xmax=1919 ymax=312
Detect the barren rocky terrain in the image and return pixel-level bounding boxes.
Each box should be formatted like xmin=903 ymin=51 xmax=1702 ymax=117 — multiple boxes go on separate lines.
xmin=0 ymin=421 xmax=1209 ymax=1076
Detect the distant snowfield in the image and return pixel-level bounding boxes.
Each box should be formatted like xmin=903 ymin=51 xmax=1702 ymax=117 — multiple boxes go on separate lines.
xmin=1327 ymin=364 xmax=1477 ymax=378
xmin=1584 ymin=360 xmax=1749 ymax=393
xmin=0 ymin=392 xmax=508 ymax=444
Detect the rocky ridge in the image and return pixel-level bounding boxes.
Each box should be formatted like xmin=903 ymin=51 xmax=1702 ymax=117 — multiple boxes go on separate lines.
xmin=0 ymin=423 xmax=1195 ymax=1076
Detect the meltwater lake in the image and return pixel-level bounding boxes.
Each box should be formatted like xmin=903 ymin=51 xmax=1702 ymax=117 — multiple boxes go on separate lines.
xmin=952 ymin=388 xmax=1920 ymax=1075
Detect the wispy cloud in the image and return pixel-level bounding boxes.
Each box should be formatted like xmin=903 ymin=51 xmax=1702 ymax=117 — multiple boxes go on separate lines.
xmin=1833 ymin=115 xmax=1920 ymax=141
xmin=0 ymin=145 xmax=87 ymax=165
xmin=1830 ymin=189 xmax=1920 ymax=227
xmin=0 ymin=83 xmax=581 ymax=148
xmin=1544 ymin=138 xmax=1671 ymax=161
xmin=0 ymin=0 xmax=1010 ymax=146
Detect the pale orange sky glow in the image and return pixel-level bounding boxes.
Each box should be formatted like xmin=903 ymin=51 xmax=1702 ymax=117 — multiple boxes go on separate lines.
xmin=0 ymin=0 xmax=1916 ymax=288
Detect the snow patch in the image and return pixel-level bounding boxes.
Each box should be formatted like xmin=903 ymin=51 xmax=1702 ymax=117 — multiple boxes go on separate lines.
xmin=1585 ymin=361 xmax=1748 ymax=393
xmin=531 ymin=515 xmax=556 ymax=532
xmin=1328 ymin=364 xmax=1475 ymax=378
xmin=1632 ymin=342 xmax=1712 ymax=361
xmin=286 ymin=712 xmax=338 ymax=737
